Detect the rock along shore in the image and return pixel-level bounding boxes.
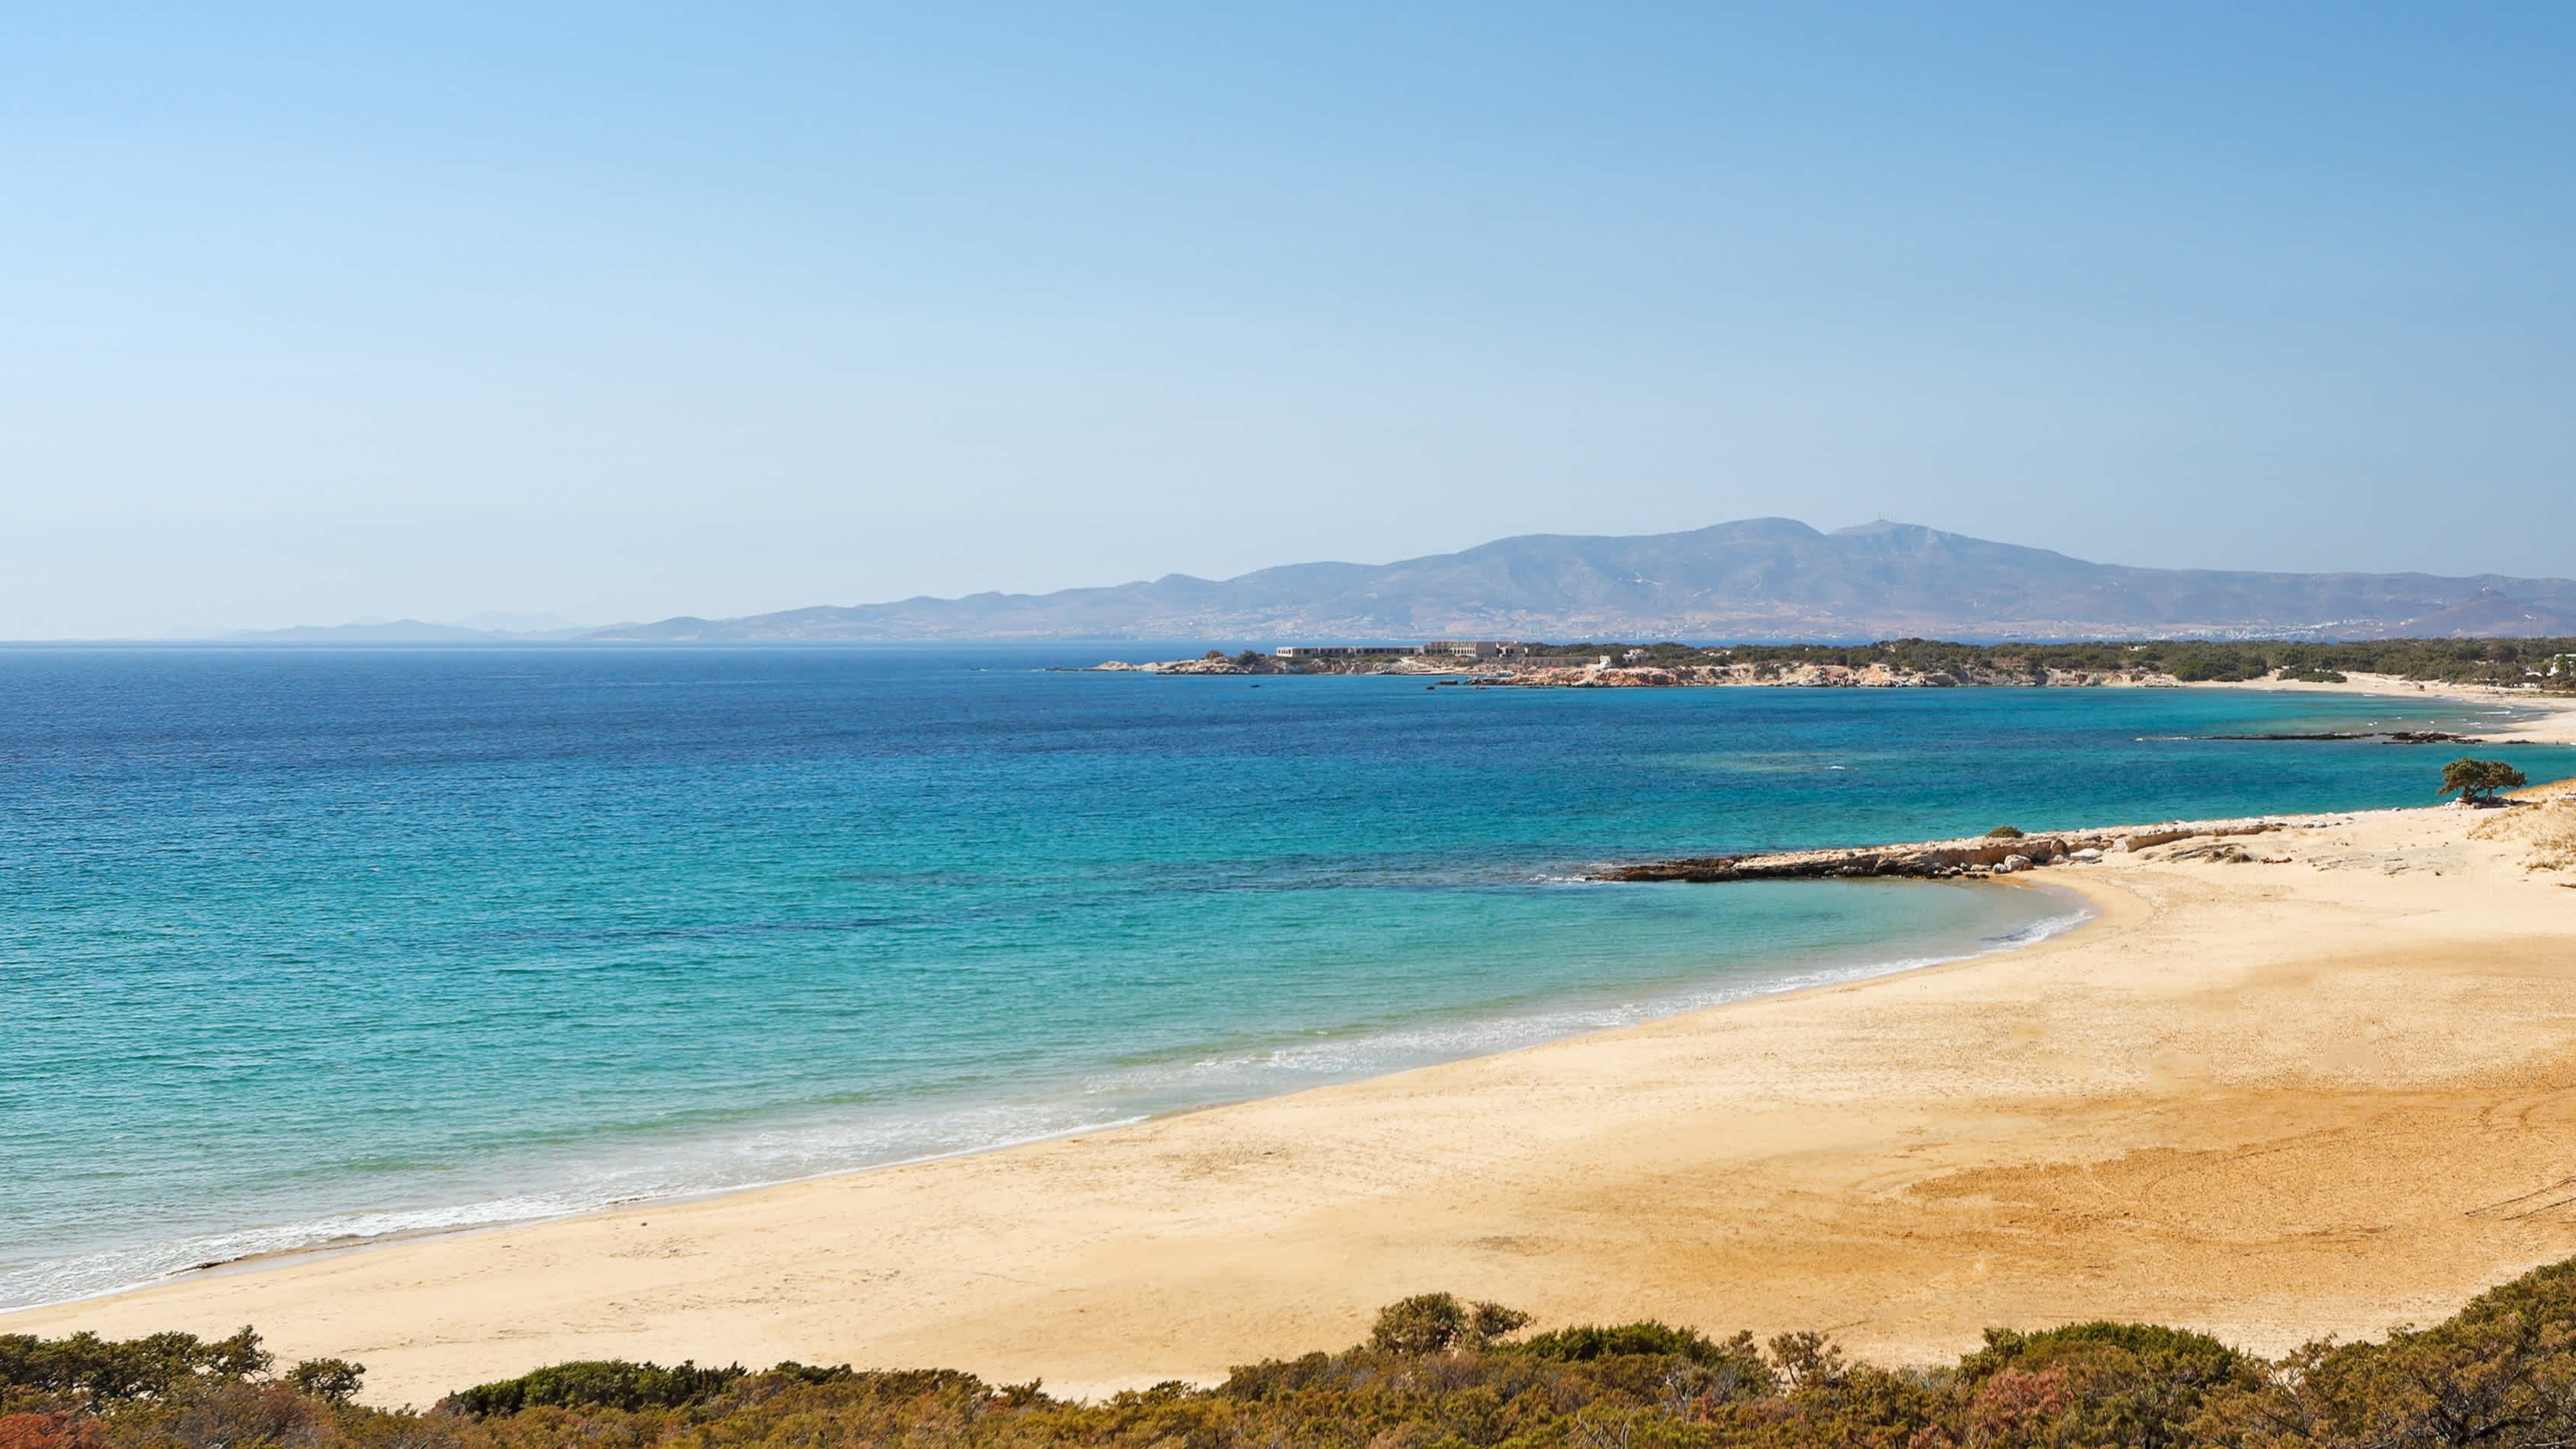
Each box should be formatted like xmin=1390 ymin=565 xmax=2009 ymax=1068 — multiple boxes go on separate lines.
xmin=1594 ymin=818 xmax=2297 ymax=882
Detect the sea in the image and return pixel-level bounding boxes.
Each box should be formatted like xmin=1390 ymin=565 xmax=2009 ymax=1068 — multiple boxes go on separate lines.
xmin=5 ymin=646 xmax=2571 ymax=1312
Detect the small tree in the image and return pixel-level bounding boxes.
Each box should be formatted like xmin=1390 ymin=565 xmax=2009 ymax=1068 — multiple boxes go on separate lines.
xmin=1367 ymin=1294 xmax=1530 ymax=1354
xmin=198 ymin=1327 xmax=271 ymax=1382
xmin=1471 ymin=1300 xmax=1535 ymax=1342
xmin=1767 ymin=1330 xmax=1847 ymax=1391
xmin=284 ymin=1358 xmax=365 ymax=1404
xmin=2440 ymin=758 xmax=2529 ymax=805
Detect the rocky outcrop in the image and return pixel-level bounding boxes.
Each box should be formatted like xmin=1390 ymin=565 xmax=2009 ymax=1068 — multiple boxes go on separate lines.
xmin=1594 ymin=820 xmax=2291 ymax=883
xmin=2200 ymin=730 xmax=2483 ymax=745
xmin=1074 ymin=656 xmax=1251 ymax=675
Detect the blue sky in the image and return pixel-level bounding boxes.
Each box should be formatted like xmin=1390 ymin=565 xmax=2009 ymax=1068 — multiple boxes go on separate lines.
xmin=3 ymin=3 xmax=2571 ymax=636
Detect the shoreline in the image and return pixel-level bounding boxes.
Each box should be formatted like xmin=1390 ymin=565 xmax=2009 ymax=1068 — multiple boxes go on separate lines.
xmin=2178 ymin=672 xmax=2576 ymax=744
xmin=3 ymin=877 xmax=2098 ymax=1320
xmin=11 ymin=777 xmax=2576 ymax=1405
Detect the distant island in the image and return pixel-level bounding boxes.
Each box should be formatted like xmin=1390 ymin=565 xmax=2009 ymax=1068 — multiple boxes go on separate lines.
xmin=166 ymin=520 xmax=2576 ymax=648
xmin=583 ymin=518 xmax=2576 ymax=644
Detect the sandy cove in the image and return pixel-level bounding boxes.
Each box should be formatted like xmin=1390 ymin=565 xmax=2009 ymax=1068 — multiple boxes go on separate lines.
xmin=9 ymin=689 xmax=2575 ymax=1409
xmin=2183 ymin=672 xmax=2576 ymax=744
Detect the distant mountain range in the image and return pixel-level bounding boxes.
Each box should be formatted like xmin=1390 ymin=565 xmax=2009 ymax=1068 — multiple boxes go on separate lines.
xmin=582 ymin=519 xmax=2576 ymax=644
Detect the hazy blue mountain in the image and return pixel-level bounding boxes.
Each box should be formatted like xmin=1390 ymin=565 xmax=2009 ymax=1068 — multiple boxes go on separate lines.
xmin=585 ymin=520 xmax=2576 ymax=643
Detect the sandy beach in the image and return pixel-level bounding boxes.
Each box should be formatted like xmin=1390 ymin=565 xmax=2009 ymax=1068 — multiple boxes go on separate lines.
xmin=11 ymin=682 xmax=2576 ymax=1409
xmin=2185 ymin=672 xmax=2576 ymax=744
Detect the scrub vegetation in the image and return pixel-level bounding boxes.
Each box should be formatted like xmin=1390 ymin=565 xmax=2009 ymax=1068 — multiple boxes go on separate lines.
xmin=18 ymin=1264 xmax=2576 ymax=1447
xmin=2470 ymin=776 xmax=2576 ymax=871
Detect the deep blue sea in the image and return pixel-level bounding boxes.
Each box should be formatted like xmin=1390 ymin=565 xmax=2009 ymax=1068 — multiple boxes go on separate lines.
xmin=5 ymin=647 xmax=2570 ymax=1310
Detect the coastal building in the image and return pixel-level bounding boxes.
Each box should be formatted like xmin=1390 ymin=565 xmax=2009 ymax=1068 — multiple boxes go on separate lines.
xmin=1274 ymin=644 xmax=1426 ymax=659
xmin=1422 ymin=640 xmax=1509 ymax=659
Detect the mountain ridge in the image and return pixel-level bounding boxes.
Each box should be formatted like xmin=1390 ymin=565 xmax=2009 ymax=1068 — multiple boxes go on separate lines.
xmin=588 ymin=518 xmax=2576 ymax=643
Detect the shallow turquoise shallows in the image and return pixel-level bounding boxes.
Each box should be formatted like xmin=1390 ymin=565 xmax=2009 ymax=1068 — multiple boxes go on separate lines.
xmin=4 ymin=647 xmax=2568 ymax=1310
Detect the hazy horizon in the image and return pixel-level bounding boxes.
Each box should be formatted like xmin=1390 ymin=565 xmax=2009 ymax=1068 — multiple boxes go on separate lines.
xmin=35 ymin=513 xmax=2556 ymax=646
xmin=6 ymin=5 xmax=2572 ymax=639
xmin=30 ymin=513 xmax=2576 ymax=643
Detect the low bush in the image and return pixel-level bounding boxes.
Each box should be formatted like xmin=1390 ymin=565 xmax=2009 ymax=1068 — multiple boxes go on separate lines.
xmin=284 ymin=1359 xmax=365 ymax=1405
xmin=1365 ymin=1292 xmax=1531 ymax=1354
xmin=0 ymin=1328 xmax=268 ymax=1404
xmin=439 ymin=1360 xmax=746 ymax=1416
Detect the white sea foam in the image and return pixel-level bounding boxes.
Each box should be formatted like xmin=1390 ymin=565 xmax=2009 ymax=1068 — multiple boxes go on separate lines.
xmin=0 ymin=1107 xmax=1157 ymax=1312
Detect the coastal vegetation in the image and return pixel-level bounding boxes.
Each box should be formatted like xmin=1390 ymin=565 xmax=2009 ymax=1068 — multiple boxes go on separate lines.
xmin=1547 ymin=637 xmax=2576 ymax=688
xmin=2442 ymin=758 xmax=2533 ymax=804
xmin=2469 ymin=777 xmax=2576 ymax=870
xmin=2526 ymin=800 xmax=2576 ymax=871
xmin=1213 ymin=636 xmax=2576 ymax=688
xmin=19 ymin=1263 xmax=2576 ymax=1447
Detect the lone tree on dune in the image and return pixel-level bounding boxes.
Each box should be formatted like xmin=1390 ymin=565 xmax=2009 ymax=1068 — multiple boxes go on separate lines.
xmin=2440 ymin=757 xmax=2528 ymax=805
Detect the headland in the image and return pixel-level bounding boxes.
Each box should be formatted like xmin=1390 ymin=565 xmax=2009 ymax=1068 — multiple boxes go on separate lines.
xmin=1088 ymin=638 xmax=2576 ymax=699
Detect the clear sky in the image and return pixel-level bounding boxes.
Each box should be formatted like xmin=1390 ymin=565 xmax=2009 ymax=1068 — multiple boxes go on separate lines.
xmin=4 ymin=3 xmax=2571 ymax=637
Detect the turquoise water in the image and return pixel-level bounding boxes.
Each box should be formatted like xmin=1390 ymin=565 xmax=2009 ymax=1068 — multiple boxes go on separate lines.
xmin=4 ymin=648 xmax=2569 ymax=1310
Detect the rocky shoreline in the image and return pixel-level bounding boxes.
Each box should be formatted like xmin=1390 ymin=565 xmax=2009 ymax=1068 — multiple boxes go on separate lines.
xmin=2201 ymin=729 xmax=2481 ymax=745
xmin=1594 ymin=818 xmax=2298 ymax=882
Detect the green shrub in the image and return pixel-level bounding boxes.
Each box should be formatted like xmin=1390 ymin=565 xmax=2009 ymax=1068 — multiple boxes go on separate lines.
xmin=1519 ymin=1319 xmax=1742 ymax=1366
xmin=1365 ymin=1293 xmax=1530 ymax=1354
xmin=0 ymin=1327 xmax=268 ymax=1404
xmin=284 ymin=1358 xmax=365 ymax=1404
xmin=440 ymin=1359 xmax=746 ymax=1416
xmin=1959 ymin=1320 xmax=2251 ymax=1383
xmin=2212 ymin=1258 xmax=2576 ymax=1447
